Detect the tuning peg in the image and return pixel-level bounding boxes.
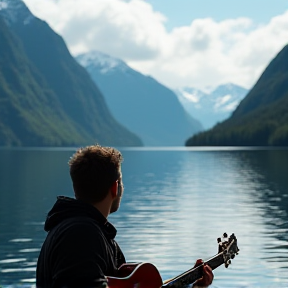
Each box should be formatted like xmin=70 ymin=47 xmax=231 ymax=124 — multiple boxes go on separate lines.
xmin=217 ymin=237 xmax=221 ymax=243
xmin=223 ymin=232 xmax=228 ymax=238
xmin=225 ymin=260 xmax=232 ymax=268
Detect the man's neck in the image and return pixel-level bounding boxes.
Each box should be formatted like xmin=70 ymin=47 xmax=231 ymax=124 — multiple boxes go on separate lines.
xmin=92 ymin=200 xmax=111 ymax=219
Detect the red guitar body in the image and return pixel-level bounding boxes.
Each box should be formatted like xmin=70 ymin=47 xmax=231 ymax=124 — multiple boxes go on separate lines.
xmin=107 ymin=262 xmax=163 ymax=288
xmin=107 ymin=233 xmax=239 ymax=288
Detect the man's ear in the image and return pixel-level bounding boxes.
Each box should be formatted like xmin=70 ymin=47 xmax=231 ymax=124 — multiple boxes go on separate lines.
xmin=110 ymin=181 xmax=118 ymax=198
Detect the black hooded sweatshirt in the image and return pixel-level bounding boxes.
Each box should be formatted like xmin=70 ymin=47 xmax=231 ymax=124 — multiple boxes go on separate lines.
xmin=36 ymin=196 xmax=126 ymax=288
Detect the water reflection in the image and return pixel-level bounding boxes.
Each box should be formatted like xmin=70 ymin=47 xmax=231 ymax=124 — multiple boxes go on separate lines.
xmin=113 ymin=149 xmax=288 ymax=287
xmin=0 ymin=149 xmax=74 ymax=286
xmin=229 ymin=150 xmax=288 ymax=270
xmin=0 ymin=148 xmax=287 ymax=287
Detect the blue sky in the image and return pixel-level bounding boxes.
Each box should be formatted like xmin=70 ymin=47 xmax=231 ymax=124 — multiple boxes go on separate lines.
xmin=147 ymin=0 xmax=288 ymax=30
xmin=23 ymin=0 xmax=288 ymax=90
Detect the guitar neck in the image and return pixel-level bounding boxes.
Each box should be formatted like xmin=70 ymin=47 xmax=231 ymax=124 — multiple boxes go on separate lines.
xmin=163 ymin=252 xmax=224 ymax=288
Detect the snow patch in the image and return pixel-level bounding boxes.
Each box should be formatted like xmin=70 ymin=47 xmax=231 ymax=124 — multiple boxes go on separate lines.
xmin=174 ymin=83 xmax=248 ymax=129
xmin=77 ymin=51 xmax=128 ymax=74
xmin=181 ymin=90 xmax=199 ymax=103
xmin=214 ymin=94 xmax=231 ymax=110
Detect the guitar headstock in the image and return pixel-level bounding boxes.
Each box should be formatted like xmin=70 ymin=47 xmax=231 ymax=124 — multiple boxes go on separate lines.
xmin=217 ymin=233 xmax=239 ymax=268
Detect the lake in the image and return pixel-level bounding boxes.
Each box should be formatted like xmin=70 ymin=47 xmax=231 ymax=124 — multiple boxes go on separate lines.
xmin=0 ymin=147 xmax=287 ymax=288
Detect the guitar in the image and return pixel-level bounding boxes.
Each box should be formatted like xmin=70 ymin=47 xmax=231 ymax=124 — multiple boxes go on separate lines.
xmin=107 ymin=233 xmax=239 ymax=288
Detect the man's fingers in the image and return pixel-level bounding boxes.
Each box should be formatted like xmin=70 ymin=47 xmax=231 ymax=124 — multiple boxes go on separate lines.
xmin=194 ymin=258 xmax=204 ymax=268
xmin=192 ymin=259 xmax=214 ymax=287
xmin=194 ymin=264 xmax=214 ymax=287
xmin=202 ymin=264 xmax=214 ymax=285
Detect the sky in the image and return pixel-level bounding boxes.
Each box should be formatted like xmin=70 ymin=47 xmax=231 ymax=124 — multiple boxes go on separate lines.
xmin=22 ymin=0 xmax=288 ymax=91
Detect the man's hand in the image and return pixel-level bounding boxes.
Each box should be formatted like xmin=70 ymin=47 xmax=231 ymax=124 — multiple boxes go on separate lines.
xmin=192 ymin=259 xmax=214 ymax=287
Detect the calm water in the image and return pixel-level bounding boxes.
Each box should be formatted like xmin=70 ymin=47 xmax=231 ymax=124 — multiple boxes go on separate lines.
xmin=0 ymin=147 xmax=288 ymax=288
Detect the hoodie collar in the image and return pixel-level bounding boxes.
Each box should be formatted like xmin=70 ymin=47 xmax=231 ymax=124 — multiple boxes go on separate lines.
xmin=44 ymin=196 xmax=117 ymax=239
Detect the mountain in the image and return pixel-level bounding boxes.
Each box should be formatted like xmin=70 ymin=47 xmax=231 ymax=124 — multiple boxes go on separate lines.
xmin=186 ymin=45 xmax=288 ymax=146
xmin=0 ymin=16 xmax=83 ymax=146
xmin=175 ymin=84 xmax=248 ymax=129
xmin=76 ymin=51 xmax=203 ymax=146
xmin=0 ymin=0 xmax=142 ymax=147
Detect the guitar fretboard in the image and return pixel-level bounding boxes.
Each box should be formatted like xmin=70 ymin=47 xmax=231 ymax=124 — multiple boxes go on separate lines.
xmin=163 ymin=253 xmax=224 ymax=288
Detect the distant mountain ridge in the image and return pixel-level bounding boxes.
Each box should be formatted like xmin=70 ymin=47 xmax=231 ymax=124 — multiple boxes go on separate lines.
xmin=76 ymin=51 xmax=203 ymax=146
xmin=0 ymin=0 xmax=142 ymax=147
xmin=175 ymin=84 xmax=248 ymax=129
xmin=186 ymin=44 xmax=288 ymax=146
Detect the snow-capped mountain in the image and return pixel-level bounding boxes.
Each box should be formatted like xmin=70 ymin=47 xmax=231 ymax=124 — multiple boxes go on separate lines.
xmin=77 ymin=51 xmax=203 ymax=146
xmin=77 ymin=51 xmax=130 ymax=74
xmin=175 ymin=84 xmax=249 ymax=129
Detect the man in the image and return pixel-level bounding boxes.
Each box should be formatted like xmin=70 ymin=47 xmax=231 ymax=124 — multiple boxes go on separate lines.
xmin=36 ymin=145 xmax=213 ymax=288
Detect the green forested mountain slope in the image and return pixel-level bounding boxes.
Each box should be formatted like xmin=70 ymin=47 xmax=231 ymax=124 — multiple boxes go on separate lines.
xmin=186 ymin=44 xmax=288 ymax=146
xmin=233 ymin=45 xmax=288 ymax=118
xmin=0 ymin=17 xmax=86 ymax=146
xmin=0 ymin=1 xmax=142 ymax=147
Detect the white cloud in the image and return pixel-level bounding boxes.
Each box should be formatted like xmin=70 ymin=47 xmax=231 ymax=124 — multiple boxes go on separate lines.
xmin=23 ymin=0 xmax=288 ymax=90
xmin=23 ymin=0 xmax=167 ymax=59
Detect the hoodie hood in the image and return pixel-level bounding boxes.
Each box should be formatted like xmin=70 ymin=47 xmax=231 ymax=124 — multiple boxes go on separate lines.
xmin=44 ymin=196 xmax=108 ymax=232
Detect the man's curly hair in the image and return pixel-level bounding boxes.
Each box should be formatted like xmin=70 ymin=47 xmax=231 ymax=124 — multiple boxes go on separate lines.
xmin=68 ymin=145 xmax=123 ymax=203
